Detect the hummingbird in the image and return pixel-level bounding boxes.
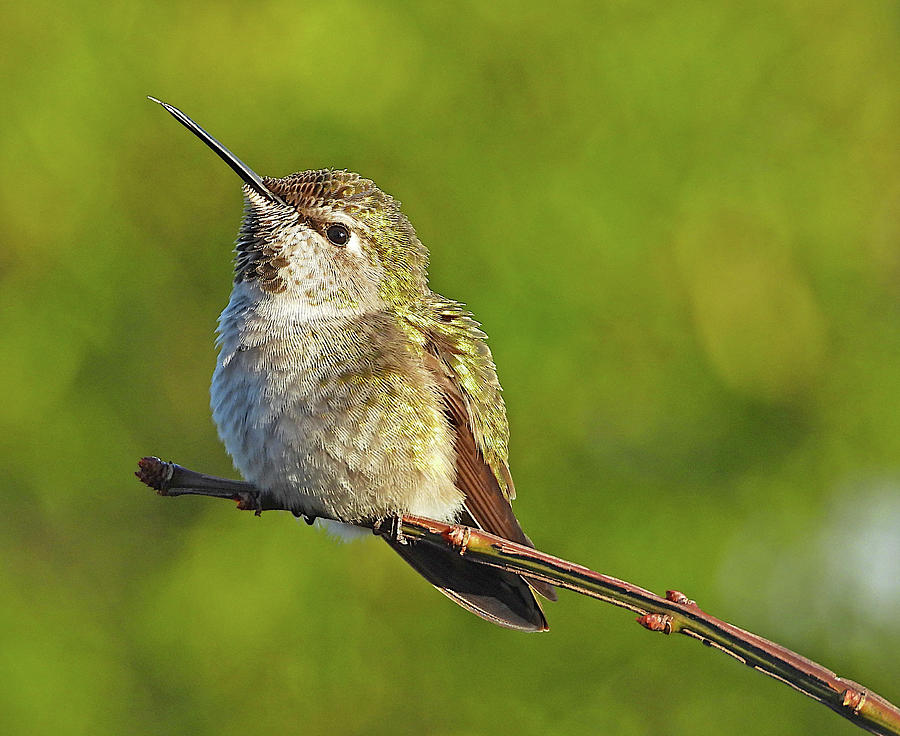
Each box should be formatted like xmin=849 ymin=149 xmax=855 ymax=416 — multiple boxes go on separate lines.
xmin=149 ymin=98 xmax=556 ymax=631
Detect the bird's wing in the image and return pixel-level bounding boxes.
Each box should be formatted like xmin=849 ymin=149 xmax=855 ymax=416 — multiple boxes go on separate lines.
xmin=416 ymin=302 xmax=556 ymax=601
xmin=422 ymin=347 xmax=528 ymax=542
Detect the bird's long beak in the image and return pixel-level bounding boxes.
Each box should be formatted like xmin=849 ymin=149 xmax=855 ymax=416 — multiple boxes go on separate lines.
xmin=148 ymin=96 xmax=287 ymax=207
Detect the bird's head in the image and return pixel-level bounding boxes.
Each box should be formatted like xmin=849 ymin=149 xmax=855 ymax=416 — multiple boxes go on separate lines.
xmin=150 ymin=98 xmax=428 ymax=318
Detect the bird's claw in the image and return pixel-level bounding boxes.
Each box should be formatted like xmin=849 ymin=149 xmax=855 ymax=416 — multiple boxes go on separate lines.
xmin=235 ymin=491 xmax=263 ymax=515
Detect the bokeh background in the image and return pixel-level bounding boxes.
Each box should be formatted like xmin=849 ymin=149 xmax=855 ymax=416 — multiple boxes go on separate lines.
xmin=2 ymin=1 xmax=899 ymax=734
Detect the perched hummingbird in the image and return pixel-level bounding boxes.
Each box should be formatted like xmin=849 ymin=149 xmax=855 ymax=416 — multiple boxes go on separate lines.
xmin=150 ymin=98 xmax=556 ymax=631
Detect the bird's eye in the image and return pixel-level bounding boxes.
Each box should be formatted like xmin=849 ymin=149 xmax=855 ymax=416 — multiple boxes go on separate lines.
xmin=325 ymin=223 xmax=350 ymax=246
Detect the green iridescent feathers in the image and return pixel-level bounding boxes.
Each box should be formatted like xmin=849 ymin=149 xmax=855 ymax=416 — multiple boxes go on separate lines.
xmin=236 ymin=168 xmax=513 ymax=500
xmin=402 ymin=297 xmax=513 ymax=501
xmin=265 ymin=169 xmax=429 ymax=305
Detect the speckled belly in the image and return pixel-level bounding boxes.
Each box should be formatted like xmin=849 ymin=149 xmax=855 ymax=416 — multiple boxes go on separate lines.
xmin=210 ymin=310 xmax=464 ymax=523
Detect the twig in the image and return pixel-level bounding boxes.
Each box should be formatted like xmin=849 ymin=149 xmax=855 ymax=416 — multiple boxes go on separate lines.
xmin=136 ymin=456 xmax=900 ymax=736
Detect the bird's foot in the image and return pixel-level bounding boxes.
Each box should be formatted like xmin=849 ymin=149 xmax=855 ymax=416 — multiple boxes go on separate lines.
xmin=235 ymin=491 xmax=263 ymax=515
xmin=371 ymin=515 xmax=405 ymax=544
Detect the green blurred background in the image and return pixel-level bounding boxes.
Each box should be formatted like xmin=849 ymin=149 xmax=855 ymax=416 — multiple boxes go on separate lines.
xmin=2 ymin=1 xmax=898 ymax=734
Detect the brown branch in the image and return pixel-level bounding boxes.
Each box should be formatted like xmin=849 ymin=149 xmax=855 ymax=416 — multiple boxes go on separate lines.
xmin=136 ymin=456 xmax=900 ymax=736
